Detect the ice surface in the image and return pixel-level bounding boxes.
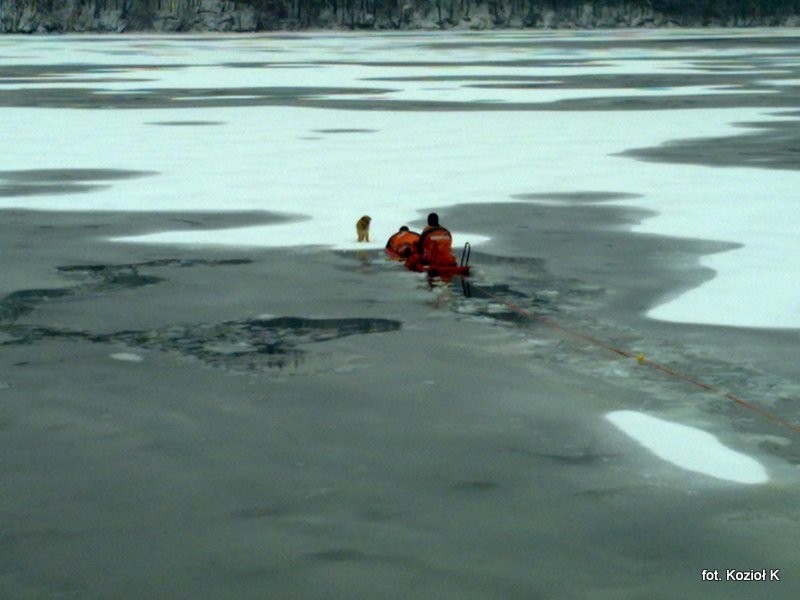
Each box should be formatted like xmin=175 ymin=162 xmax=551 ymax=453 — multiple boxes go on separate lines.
xmin=109 ymin=352 xmax=144 ymax=362
xmin=1 ymin=31 xmax=798 ymax=329
xmin=606 ymin=410 xmax=769 ymax=484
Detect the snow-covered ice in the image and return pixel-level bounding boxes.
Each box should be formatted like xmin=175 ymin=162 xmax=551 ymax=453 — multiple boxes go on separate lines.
xmin=1 ymin=31 xmax=798 ymax=330
xmin=2 ymin=30 xmax=799 ymax=599
xmin=109 ymin=352 xmax=144 ymax=362
xmin=606 ymin=410 xmax=769 ymax=484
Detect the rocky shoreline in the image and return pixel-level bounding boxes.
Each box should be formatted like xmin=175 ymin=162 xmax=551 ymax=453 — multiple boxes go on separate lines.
xmin=3 ymin=0 xmax=800 ymax=34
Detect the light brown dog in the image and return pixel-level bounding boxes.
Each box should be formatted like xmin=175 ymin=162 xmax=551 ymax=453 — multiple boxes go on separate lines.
xmin=356 ymin=215 xmax=371 ymax=242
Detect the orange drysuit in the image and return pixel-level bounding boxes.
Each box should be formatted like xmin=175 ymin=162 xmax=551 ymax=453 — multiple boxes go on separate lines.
xmin=385 ymin=230 xmax=421 ymax=259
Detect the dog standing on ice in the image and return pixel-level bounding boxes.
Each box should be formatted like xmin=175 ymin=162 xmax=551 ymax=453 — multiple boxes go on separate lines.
xmin=356 ymin=215 xmax=371 ymax=242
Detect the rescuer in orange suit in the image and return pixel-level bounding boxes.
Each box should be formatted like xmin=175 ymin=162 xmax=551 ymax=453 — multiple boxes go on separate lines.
xmin=417 ymin=212 xmax=457 ymax=266
xmin=385 ymin=225 xmax=421 ymax=259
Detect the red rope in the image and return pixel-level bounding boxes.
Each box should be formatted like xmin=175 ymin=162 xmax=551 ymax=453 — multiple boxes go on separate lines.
xmin=469 ymin=283 xmax=800 ymax=435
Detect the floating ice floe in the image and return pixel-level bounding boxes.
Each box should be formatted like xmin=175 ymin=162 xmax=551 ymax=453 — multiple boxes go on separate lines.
xmin=606 ymin=410 xmax=768 ymax=485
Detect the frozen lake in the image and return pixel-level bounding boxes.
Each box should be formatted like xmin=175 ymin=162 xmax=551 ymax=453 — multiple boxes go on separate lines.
xmin=1 ymin=29 xmax=799 ymax=598
xmin=2 ymin=29 xmax=800 ymax=329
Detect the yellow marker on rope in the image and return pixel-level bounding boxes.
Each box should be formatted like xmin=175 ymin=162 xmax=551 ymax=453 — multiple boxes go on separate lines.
xmin=636 ymin=354 xmax=645 ymax=364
